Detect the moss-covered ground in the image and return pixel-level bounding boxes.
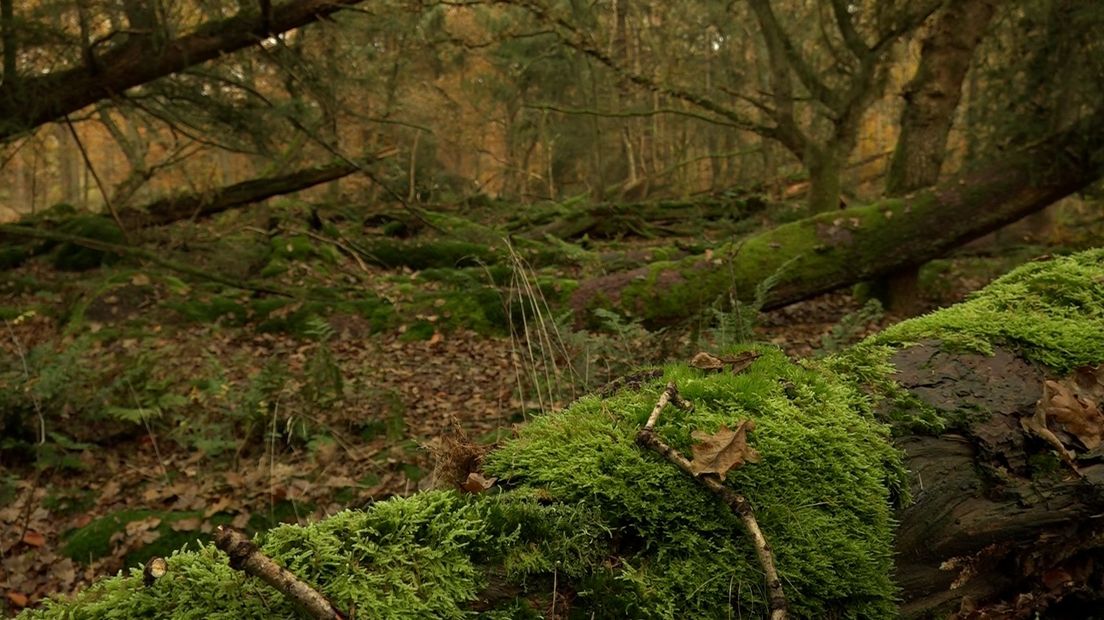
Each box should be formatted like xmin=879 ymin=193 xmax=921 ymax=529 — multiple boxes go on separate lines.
xmin=4 ymin=197 xmax=1103 ymax=618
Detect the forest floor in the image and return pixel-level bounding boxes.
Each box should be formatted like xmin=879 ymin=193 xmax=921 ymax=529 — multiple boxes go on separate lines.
xmin=0 ymin=196 xmax=1099 ymax=615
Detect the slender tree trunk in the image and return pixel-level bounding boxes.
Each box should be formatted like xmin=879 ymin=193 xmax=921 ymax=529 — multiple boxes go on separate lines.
xmin=881 ymin=0 xmax=997 ymax=312
xmin=0 ymin=0 xmax=15 ymax=87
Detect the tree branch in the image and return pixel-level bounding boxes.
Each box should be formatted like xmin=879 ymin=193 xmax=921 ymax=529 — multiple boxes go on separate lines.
xmin=0 ymin=0 xmax=368 ymax=141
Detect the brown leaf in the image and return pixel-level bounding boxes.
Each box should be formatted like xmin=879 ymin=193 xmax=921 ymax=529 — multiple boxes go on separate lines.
xmin=1037 ymin=368 xmax=1104 ymax=450
xmin=461 ymin=472 xmax=497 ymax=494
xmin=720 ymin=351 xmax=761 ymax=375
xmin=21 ymin=530 xmax=46 ymax=548
xmin=6 ymin=591 xmax=29 ymax=608
xmin=690 ymin=352 xmax=724 ymax=371
xmin=170 ymin=518 xmax=202 ymax=532
xmin=689 ymin=420 xmax=761 ymax=477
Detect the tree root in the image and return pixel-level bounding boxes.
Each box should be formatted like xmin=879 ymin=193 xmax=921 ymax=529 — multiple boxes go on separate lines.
xmin=635 ymin=382 xmax=788 ymax=620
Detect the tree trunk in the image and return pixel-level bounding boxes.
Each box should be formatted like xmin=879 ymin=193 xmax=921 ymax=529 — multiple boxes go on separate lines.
xmin=22 ymin=250 xmax=1104 ymax=618
xmin=880 ymin=0 xmax=997 ymax=313
xmin=114 ymin=158 xmax=368 ymax=229
xmin=570 ymin=109 xmax=1104 ymax=325
xmin=0 ymin=0 xmax=367 ymax=141
xmin=805 ymin=145 xmax=844 ymax=213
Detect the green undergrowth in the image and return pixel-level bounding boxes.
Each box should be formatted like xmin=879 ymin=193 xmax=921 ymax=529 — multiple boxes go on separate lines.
xmin=20 ymin=347 xmax=903 ymax=619
xmin=23 ymin=492 xmax=607 ymax=620
xmin=487 ymin=348 xmax=904 ymax=618
xmin=870 ymin=249 xmax=1104 ymax=373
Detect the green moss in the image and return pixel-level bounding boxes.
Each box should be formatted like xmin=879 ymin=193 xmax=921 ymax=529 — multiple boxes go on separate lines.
xmin=52 ymin=216 xmax=125 ymax=271
xmin=870 ymin=249 xmax=1104 ymax=373
xmin=361 ymin=239 xmax=501 ymax=270
xmin=26 ymin=492 xmax=607 ymax=620
xmin=487 ymin=347 xmax=903 ymax=619
xmin=62 ymin=510 xmax=211 ymax=568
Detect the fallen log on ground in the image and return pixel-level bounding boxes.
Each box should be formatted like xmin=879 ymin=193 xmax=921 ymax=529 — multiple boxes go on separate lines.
xmin=570 ymin=109 xmax=1104 ymax=325
xmin=18 ymin=250 xmax=1104 ymax=618
xmin=506 ymin=194 xmax=770 ymax=241
xmin=116 ymin=155 xmax=389 ymax=229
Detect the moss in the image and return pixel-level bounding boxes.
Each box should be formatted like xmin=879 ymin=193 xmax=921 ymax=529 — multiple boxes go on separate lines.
xmin=870 ymin=249 xmax=1104 ymax=373
xmin=360 ymin=239 xmax=501 ymax=270
xmin=487 ymin=347 xmax=903 ymax=619
xmin=26 ymin=492 xmax=607 ymax=620
xmin=51 ymin=216 xmax=126 ymax=271
xmin=62 ymin=510 xmax=211 ymax=568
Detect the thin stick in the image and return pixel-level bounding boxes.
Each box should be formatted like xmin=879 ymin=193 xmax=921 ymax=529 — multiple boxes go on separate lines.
xmin=214 ymin=526 xmax=346 ymax=620
xmin=63 ymin=115 xmax=130 ymax=243
xmin=636 ymin=383 xmax=787 ymax=620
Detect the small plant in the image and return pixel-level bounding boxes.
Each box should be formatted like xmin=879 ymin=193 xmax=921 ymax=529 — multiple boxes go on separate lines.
xmin=705 ymin=254 xmax=798 ymax=349
xmin=819 ymin=299 xmax=885 ymax=355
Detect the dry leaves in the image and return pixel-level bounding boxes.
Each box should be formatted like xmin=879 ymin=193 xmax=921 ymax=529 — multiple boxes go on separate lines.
xmin=690 ymin=351 xmax=761 ymax=374
xmin=689 ymin=420 xmax=761 ymax=477
xmin=1023 ymin=366 xmax=1104 ymax=457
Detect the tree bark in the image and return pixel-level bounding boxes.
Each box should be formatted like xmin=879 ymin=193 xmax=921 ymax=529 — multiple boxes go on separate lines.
xmin=570 ymin=109 xmax=1104 ymax=325
xmin=886 ymin=0 xmax=998 ymax=195
xmin=115 ymin=158 xmax=365 ymax=229
xmin=0 ymin=0 xmax=367 ymax=141
xmin=881 ymin=0 xmax=998 ymax=312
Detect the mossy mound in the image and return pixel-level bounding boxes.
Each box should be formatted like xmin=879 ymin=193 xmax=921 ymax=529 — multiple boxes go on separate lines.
xmin=487 ymin=349 xmax=904 ymax=618
xmin=869 ymin=249 xmax=1104 ymax=373
xmin=22 ymin=349 xmax=903 ymax=619
xmin=24 ymin=493 xmax=606 ymax=619
xmin=52 ymin=216 xmax=126 ymax=271
xmin=360 ymin=238 xmax=501 ymax=270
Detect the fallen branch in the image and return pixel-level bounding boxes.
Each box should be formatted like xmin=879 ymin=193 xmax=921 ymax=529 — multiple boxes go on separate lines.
xmin=214 ymin=526 xmax=346 ymax=620
xmin=635 ymin=382 xmax=788 ymax=620
xmin=0 ymin=224 xmax=296 ymax=298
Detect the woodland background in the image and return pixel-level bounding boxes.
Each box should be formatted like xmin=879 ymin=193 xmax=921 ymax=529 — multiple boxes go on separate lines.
xmin=0 ymin=0 xmax=1103 ymax=617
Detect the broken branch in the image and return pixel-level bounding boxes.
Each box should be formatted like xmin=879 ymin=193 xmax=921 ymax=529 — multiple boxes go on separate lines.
xmin=214 ymin=526 xmax=346 ymax=620
xmin=636 ymin=382 xmax=787 ymax=620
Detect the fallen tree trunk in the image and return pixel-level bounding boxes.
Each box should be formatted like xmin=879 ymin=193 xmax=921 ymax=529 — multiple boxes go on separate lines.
xmin=116 ymin=157 xmax=377 ymax=228
xmin=570 ymin=109 xmax=1104 ymax=324
xmin=507 ymin=194 xmax=769 ymax=241
xmin=18 ymin=250 xmax=1104 ymax=618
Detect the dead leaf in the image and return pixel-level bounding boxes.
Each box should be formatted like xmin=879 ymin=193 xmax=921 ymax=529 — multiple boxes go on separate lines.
xmin=170 ymin=518 xmax=202 ymax=532
xmin=461 ymin=472 xmax=497 ymax=494
xmin=720 ymin=351 xmax=761 ymax=375
xmin=690 ymin=352 xmax=724 ymax=371
xmin=689 ymin=420 xmax=761 ymax=477
xmin=6 ymin=591 xmax=28 ymax=608
xmin=21 ymin=530 xmax=46 ymax=548
xmin=1035 ymin=367 xmax=1104 ymax=451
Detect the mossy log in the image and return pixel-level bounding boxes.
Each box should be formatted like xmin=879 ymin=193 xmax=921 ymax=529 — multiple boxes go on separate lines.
xmin=19 ymin=251 xmax=1104 ymax=619
xmin=508 ymin=194 xmax=769 ymax=241
xmin=571 ymin=110 xmax=1104 ymax=324
xmin=116 ymin=158 xmax=377 ymax=229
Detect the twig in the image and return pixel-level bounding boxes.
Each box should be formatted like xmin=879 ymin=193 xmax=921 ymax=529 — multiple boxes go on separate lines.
xmin=635 ymin=382 xmax=788 ymax=620
xmin=64 ymin=114 xmax=131 ymax=243
xmin=214 ymin=526 xmax=346 ymax=620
